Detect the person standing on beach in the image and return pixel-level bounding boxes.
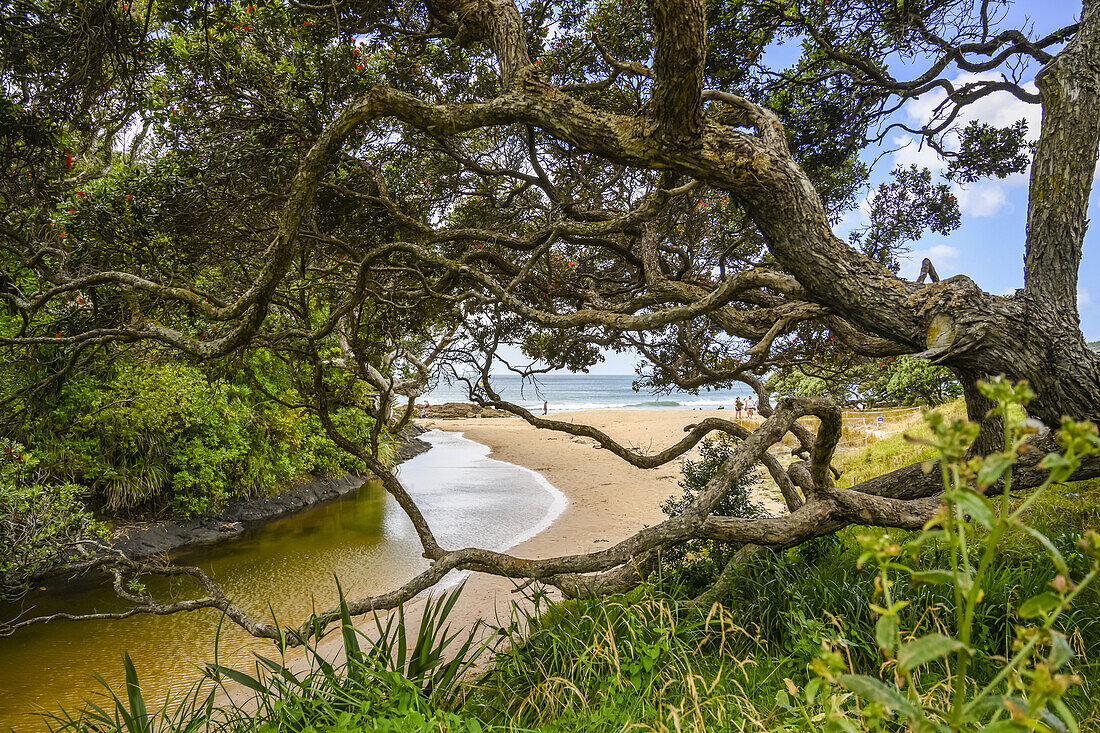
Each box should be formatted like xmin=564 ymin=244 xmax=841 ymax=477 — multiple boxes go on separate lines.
xmin=735 ymin=397 xmax=743 ymax=419
xmin=747 ymin=398 xmax=755 ymax=418
xmin=543 ymin=401 xmax=548 ymax=415
xmin=421 ymin=401 xmax=429 ymax=419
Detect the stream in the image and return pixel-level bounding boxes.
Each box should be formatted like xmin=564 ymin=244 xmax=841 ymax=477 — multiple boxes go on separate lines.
xmin=0 ymin=430 xmax=566 ymax=731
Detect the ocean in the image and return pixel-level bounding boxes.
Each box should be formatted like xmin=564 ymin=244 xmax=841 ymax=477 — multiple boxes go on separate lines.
xmin=423 ymin=373 xmax=755 ymax=413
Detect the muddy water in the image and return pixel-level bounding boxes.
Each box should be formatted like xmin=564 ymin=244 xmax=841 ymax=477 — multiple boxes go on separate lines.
xmin=0 ymin=431 xmax=566 ymax=731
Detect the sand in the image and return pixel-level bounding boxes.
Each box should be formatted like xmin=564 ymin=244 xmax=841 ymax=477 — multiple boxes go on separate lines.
xmin=237 ymin=408 xmax=785 ymax=697
xmin=398 ymin=409 xmax=785 ymax=634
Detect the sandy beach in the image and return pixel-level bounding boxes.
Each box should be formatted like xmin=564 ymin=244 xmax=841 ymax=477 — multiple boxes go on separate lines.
xmin=383 ymin=409 xmax=785 ymax=642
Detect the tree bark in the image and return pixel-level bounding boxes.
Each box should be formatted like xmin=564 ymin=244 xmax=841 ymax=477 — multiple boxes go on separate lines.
xmin=650 ymin=0 xmax=706 ymax=141
xmin=1024 ymin=0 xmax=1100 ymax=319
xmin=959 ymin=368 xmax=1006 ymax=457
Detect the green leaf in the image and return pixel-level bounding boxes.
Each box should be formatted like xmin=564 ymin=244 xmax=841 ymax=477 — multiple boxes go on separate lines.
xmin=909 ymin=569 xmax=955 ymax=586
xmin=897 ymin=633 xmax=968 ymax=674
xmin=335 ymin=576 xmax=363 ymax=665
xmin=979 ymin=722 xmax=1031 ymax=733
xmin=122 ymin=653 xmax=149 ymax=733
xmin=1019 ymin=591 xmax=1062 ymax=618
xmin=876 ymin=613 xmax=899 ymax=655
xmin=208 ymin=664 xmax=266 ymax=693
xmin=1038 ymin=707 xmax=1071 ymax=733
xmin=839 ymin=674 xmax=922 ymax=722
xmin=1049 ymin=631 xmax=1074 ymax=670
xmin=1020 ymin=525 xmax=1069 ymax=575
xmin=950 ymin=489 xmax=996 ymax=529
xmin=976 ymin=453 xmax=1013 ymax=489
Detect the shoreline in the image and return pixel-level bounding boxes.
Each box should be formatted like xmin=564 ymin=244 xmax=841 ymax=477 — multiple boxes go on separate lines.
xmin=109 ymin=428 xmax=432 ymax=561
xmin=440 ymin=431 xmax=570 ymax=555
xmin=168 ymin=408 xmax=771 ymax=715
xmin=32 ymin=429 xmax=432 ymax=588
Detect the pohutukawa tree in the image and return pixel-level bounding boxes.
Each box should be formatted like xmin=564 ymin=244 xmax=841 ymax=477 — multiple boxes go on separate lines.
xmin=1 ymin=0 xmax=1099 ymax=639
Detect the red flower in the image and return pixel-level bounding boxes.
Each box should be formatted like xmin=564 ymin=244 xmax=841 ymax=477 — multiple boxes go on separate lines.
xmin=54 ymin=333 xmax=61 ymax=338
xmin=125 ymin=194 xmax=134 ymax=200
xmin=356 ymin=63 xmax=364 ymax=70
xmin=75 ymin=191 xmax=86 ymax=196
xmin=68 ymin=209 xmax=76 ymax=214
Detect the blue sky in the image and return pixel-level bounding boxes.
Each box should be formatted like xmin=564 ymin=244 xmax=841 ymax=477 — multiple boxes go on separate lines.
xmin=833 ymin=0 xmax=1097 ymax=342
xmin=522 ymin=1 xmax=1098 ymax=375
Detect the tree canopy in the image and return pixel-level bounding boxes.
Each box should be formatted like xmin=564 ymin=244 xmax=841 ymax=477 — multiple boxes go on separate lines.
xmin=2 ymin=0 xmax=1099 ymax=639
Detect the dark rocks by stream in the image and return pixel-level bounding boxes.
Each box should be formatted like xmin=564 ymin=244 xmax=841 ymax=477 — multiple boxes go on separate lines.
xmin=108 ymin=427 xmax=432 ymax=561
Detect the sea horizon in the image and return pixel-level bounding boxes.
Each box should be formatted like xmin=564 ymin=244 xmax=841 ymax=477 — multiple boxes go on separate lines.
xmin=423 ymin=372 xmax=755 ymax=413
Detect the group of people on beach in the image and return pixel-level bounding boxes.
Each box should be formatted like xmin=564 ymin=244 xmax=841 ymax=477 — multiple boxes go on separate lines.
xmin=713 ymin=397 xmax=757 ymax=418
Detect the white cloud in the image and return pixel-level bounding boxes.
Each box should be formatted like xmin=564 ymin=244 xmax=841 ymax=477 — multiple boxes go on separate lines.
xmin=952 ymin=181 xmax=1008 ymax=217
xmin=899 ymin=244 xmax=959 ymax=280
xmin=888 ymin=72 xmax=1042 ymax=219
xmin=903 ymin=72 xmax=1040 ymax=142
xmin=889 ymin=72 xmax=1041 ymax=215
xmin=890 ymin=135 xmax=947 ymax=173
xmin=1081 ymin=287 xmax=1094 ymax=309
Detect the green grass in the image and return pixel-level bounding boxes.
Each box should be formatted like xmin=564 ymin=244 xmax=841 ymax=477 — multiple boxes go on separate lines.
xmin=834 ymin=398 xmax=965 ymax=488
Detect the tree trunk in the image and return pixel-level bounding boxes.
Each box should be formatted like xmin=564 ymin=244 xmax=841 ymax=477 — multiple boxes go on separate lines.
xmin=958 ymin=369 xmax=1005 ymax=457
xmin=1023 ymin=0 xmax=1100 ymax=319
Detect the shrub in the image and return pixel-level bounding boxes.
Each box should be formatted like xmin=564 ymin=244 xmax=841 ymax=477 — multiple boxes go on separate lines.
xmin=780 ymin=378 xmax=1100 ymax=731
xmin=44 ymin=360 xmax=390 ymax=517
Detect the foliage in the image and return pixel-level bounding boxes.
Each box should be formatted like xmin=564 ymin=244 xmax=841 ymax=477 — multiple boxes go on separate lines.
xmin=0 ymin=438 xmax=103 ymax=599
xmin=41 ymin=360 xmax=388 ymax=517
xmin=785 ymin=379 xmax=1100 ymax=731
xmin=769 ymin=354 xmax=961 ymax=407
xmin=850 ymin=165 xmax=960 ymax=271
xmin=947 ymin=120 xmax=1033 ymax=184
xmin=0 ymin=435 xmax=103 ymax=598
